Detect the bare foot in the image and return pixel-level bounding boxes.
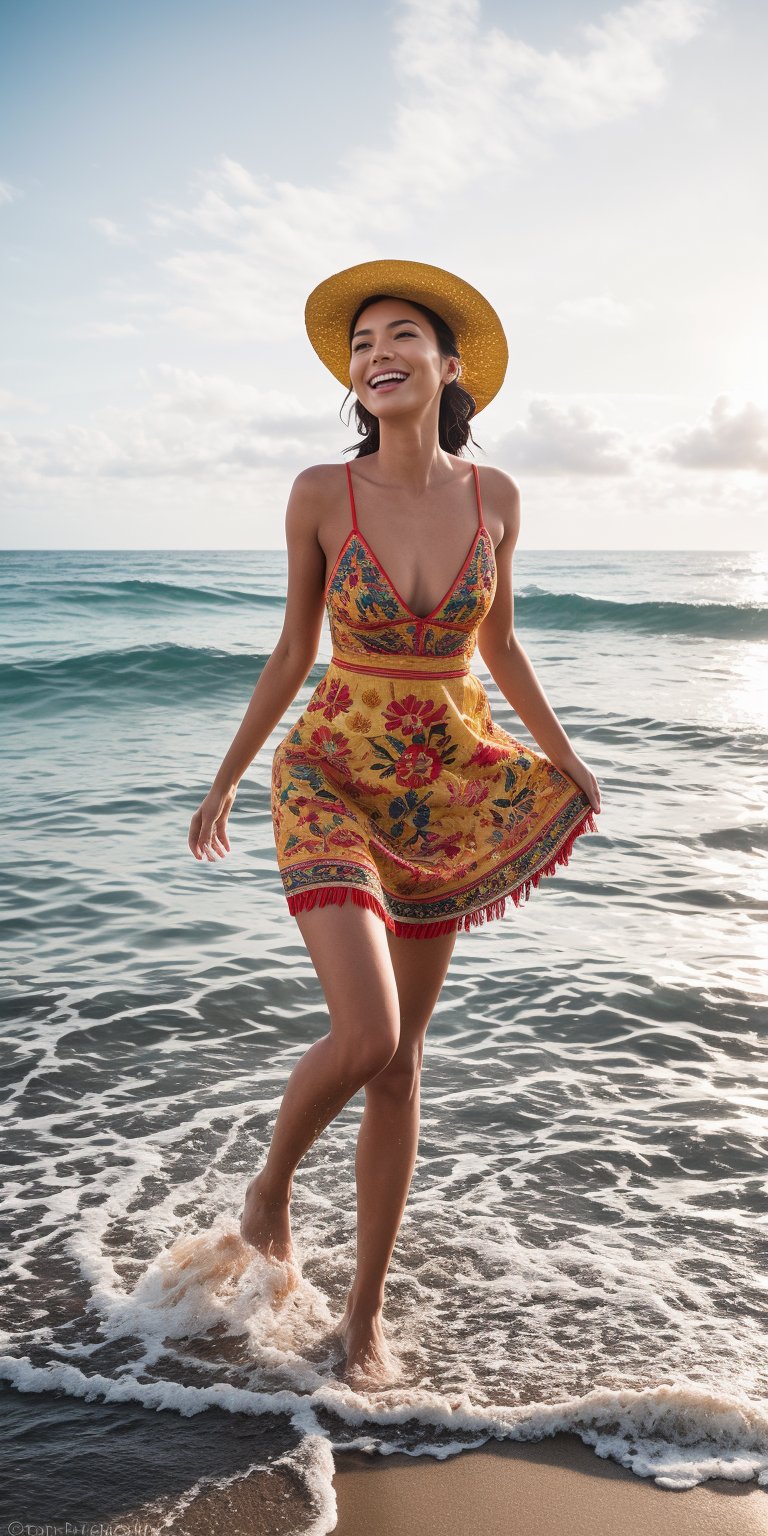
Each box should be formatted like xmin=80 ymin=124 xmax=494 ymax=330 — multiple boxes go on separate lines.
xmin=239 ymin=1171 xmax=295 ymax=1265
xmin=336 ymin=1298 xmax=398 ymax=1385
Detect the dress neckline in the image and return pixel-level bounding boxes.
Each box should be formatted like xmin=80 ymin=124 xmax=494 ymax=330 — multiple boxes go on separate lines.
xmin=350 ymin=526 xmax=489 ymax=622
xmin=342 ymin=463 xmax=487 ymax=622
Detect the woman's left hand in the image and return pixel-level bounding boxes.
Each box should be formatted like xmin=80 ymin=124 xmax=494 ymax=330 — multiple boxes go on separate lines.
xmin=553 ymin=751 xmax=601 ymax=814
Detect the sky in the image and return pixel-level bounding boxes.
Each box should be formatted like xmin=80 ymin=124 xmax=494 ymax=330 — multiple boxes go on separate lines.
xmin=1 ymin=0 xmax=766 ymax=550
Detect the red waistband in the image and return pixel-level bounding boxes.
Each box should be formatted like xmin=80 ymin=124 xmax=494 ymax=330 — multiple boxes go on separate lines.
xmin=330 ymin=654 xmax=472 ymax=679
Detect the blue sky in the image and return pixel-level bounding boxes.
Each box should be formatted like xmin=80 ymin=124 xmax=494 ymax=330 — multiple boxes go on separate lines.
xmin=1 ymin=0 xmax=765 ymax=548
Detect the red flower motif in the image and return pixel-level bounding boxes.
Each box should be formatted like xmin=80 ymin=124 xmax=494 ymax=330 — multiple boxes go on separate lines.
xmin=421 ymin=830 xmax=463 ymax=860
xmin=448 ymin=779 xmax=489 ymax=807
xmin=383 ymin=694 xmax=448 ymax=735
xmin=295 ymin=793 xmax=349 ymax=824
xmin=467 ymin=741 xmax=511 ymax=767
xmin=307 ymin=678 xmax=353 ymax=720
xmin=329 ymin=827 xmax=365 ymax=849
xmin=347 ymin=776 xmax=390 ymax=798
xmin=309 ymin=726 xmax=353 ymax=773
xmin=395 ymin=744 xmax=443 ymax=788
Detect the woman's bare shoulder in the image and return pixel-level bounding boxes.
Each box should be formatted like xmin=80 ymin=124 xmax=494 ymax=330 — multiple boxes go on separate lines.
xmin=291 ymin=462 xmax=347 ymax=502
xmin=476 ymin=464 xmax=521 ymax=547
xmin=284 ymin=465 xmax=349 ymax=560
xmin=476 ymin=463 xmax=520 ymax=499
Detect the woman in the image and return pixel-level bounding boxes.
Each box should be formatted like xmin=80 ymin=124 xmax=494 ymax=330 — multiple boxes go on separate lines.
xmin=188 ymin=259 xmax=601 ymax=1382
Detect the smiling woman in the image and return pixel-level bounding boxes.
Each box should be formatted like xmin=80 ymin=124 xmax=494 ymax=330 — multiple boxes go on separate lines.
xmin=341 ymin=293 xmax=480 ymax=457
xmin=188 ymin=256 xmax=602 ymax=1384
xmin=267 ymin=262 xmax=599 ymax=944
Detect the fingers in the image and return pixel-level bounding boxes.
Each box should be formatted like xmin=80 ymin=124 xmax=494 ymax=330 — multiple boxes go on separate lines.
xmin=188 ymin=820 xmax=222 ymax=861
xmin=589 ymin=774 xmax=601 ymax=814
xmin=188 ymin=798 xmax=233 ymax=860
xmin=189 ymin=794 xmax=235 ymax=861
xmin=197 ymin=826 xmax=229 ymax=861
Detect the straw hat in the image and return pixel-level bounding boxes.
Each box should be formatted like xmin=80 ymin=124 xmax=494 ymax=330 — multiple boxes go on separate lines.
xmin=304 ymin=258 xmax=508 ymax=414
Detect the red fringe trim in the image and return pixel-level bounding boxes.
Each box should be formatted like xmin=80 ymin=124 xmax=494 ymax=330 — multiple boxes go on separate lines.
xmin=285 ymin=806 xmax=598 ymax=940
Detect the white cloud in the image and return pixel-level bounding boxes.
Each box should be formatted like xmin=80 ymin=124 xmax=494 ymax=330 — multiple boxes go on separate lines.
xmin=89 ymin=216 xmax=136 ymax=246
xmin=7 ymin=0 xmax=753 ymax=547
xmin=130 ymin=0 xmax=713 ymax=340
xmin=657 ymin=394 xmax=768 ymax=471
xmin=0 ymin=366 xmax=336 ymax=487
xmin=76 ymin=321 xmax=141 ymax=339
xmin=491 ymin=0 xmax=715 ymax=133
xmin=100 ymin=288 xmax=166 ymax=308
xmin=142 ymin=364 xmax=330 ymax=425
xmin=8 ymin=370 xmax=766 ymax=499
xmin=0 ymin=178 xmax=22 ymax=207
xmin=0 ymin=389 xmax=48 ymax=414
xmin=490 ymin=396 xmax=633 ymax=474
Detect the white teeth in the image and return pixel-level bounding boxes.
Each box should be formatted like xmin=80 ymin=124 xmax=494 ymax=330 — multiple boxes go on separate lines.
xmin=371 ymin=372 xmax=407 ymax=387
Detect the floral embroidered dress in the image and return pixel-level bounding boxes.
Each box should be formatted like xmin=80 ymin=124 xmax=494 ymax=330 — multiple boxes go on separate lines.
xmin=271 ymin=462 xmax=597 ymax=938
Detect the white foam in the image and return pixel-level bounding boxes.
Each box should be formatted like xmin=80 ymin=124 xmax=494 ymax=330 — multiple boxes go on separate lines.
xmin=3 ymin=1352 xmax=767 ymax=1536
xmin=4 ymin=894 xmax=767 ymax=1533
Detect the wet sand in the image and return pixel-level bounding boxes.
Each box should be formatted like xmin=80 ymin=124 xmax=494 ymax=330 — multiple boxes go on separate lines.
xmin=332 ymin=1433 xmax=768 ymax=1536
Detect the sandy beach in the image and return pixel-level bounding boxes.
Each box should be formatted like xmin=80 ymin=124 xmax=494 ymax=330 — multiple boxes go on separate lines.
xmin=119 ymin=1430 xmax=768 ymax=1534
xmin=333 ymin=1434 xmax=768 ymax=1536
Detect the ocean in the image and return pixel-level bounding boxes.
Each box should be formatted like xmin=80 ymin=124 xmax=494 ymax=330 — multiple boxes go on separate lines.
xmin=1 ymin=546 xmax=766 ymax=1532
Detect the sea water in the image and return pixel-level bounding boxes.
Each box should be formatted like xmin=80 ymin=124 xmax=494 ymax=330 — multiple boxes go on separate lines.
xmin=1 ymin=547 xmax=766 ymax=1533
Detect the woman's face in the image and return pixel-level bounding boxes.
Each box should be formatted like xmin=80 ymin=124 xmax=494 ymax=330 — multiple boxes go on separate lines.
xmin=348 ymin=298 xmax=456 ymax=417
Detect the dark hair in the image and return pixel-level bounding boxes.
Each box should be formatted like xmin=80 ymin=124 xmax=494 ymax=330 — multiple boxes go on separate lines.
xmin=340 ymin=293 xmax=482 ymax=458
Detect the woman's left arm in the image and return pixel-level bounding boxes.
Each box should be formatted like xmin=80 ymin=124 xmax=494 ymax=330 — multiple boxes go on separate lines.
xmin=476 ymin=470 xmax=601 ymax=814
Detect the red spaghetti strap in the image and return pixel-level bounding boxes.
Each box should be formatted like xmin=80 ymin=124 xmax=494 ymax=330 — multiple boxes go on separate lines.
xmin=346 ymin=463 xmax=358 ymax=531
xmin=472 ymin=463 xmax=485 ymax=530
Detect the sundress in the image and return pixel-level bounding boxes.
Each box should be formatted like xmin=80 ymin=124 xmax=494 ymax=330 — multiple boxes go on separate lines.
xmin=271 ymin=462 xmax=598 ymax=938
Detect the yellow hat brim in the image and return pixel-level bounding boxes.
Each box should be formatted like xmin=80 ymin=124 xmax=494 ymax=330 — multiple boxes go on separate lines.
xmin=304 ymin=258 xmax=508 ymax=415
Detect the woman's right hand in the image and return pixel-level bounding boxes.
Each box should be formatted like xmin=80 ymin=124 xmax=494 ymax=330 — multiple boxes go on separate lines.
xmin=188 ymin=783 xmax=237 ymax=862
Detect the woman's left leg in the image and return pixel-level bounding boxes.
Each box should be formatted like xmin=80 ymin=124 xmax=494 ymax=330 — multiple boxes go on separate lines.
xmin=339 ymin=923 xmax=458 ymax=1371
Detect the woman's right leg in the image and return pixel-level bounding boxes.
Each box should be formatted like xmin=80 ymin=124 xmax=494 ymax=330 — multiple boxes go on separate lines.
xmin=240 ymin=899 xmax=400 ymax=1261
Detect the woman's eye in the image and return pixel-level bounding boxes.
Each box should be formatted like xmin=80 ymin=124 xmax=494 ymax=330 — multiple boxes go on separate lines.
xmin=353 ymin=331 xmax=416 ymax=352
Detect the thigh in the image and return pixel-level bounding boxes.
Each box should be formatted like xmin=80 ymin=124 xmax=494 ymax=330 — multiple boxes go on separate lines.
xmin=292 ymin=901 xmax=400 ymax=1061
xmin=385 ymin=923 xmax=458 ymax=1054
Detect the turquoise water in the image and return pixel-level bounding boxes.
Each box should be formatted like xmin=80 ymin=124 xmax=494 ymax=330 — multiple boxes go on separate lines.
xmin=1 ymin=548 xmax=767 ymax=1531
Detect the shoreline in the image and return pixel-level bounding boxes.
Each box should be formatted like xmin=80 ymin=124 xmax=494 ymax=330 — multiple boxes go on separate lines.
xmin=332 ymin=1432 xmax=767 ymax=1536
xmin=113 ymin=1428 xmax=768 ymax=1535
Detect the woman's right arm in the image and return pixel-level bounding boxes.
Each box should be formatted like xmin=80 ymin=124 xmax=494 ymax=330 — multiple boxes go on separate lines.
xmin=188 ymin=468 xmax=327 ymax=861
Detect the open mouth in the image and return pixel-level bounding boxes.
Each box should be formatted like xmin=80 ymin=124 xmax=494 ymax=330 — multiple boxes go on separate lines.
xmin=368 ymin=372 xmax=409 ymax=392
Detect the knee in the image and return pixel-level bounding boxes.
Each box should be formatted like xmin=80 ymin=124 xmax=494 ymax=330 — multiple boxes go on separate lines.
xmin=366 ymin=1037 xmax=424 ymax=1098
xmin=334 ymin=1020 xmax=400 ymax=1086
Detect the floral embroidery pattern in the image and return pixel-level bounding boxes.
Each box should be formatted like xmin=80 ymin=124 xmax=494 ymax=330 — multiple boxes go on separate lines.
xmin=395 ymin=744 xmax=443 ymax=788
xmin=383 ymin=694 xmax=448 ymax=734
xmin=271 ymin=481 xmax=597 ymax=936
xmin=306 ymin=677 xmax=353 ymax=720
